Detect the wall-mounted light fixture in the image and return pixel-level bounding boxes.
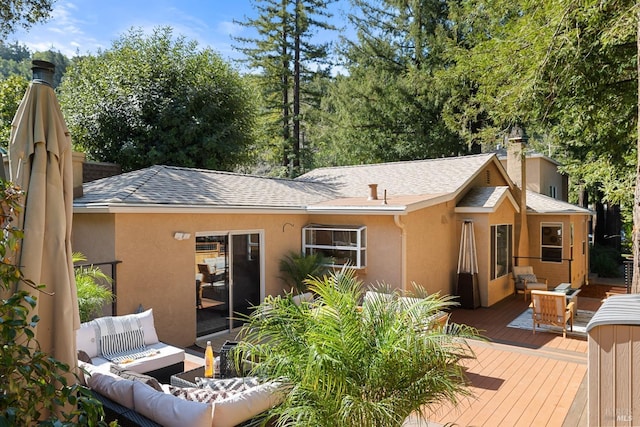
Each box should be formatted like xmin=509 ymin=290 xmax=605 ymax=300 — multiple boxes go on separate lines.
xmin=173 ymin=232 xmax=191 ymax=241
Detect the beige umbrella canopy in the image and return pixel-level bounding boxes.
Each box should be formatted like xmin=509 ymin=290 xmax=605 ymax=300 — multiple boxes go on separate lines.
xmin=8 ymin=60 xmax=79 ymax=375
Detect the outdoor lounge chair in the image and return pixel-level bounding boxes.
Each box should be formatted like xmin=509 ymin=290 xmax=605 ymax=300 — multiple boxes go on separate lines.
xmin=513 ymin=265 xmax=548 ymax=301
xmin=530 ymin=290 xmax=574 ymax=338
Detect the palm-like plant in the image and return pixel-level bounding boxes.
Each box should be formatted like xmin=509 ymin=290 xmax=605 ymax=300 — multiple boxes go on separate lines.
xmin=74 ymin=252 xmax=114 ymax=322
xmin=278 ymin=251 xmax=331 ymax=294
xmin=235 ymin=269 xmax=481 ymax=427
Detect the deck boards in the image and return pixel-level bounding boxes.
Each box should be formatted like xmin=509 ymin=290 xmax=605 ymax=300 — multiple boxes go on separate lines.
xmin=419 ymin=294 xmax=601 ymax=426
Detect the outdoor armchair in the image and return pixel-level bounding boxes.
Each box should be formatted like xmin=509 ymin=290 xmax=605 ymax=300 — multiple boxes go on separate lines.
xmin=513 ymin=265 xmax=548 ymax=301
xmin=530 ymin=290 xmax=574 ymax=338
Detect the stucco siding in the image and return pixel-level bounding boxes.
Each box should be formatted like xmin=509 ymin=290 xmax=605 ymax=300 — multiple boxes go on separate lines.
xmin=403 ymin=201 xmax=457 ymax=297
xmin=72 ymin=212 xmax=306 ymax=347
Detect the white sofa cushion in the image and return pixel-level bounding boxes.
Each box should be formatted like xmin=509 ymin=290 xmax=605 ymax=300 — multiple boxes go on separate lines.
xmin=87 ymin=372 xmax=135 ymax=409
xmin=133 ymin=381 xmax=213 ymax=427
xmin=132 ymin=309 xmax=159 ymax=345
xmin=76 ymin=322 xmax=100 ymax=358
xmin=212 ymin=381 xmax=285 ymax=427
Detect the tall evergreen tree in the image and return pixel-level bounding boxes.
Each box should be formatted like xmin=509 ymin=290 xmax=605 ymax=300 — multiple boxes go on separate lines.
xmin=234 ymin=0 xmax=336 ymax=177
xmin=318 ymin=0 xmax=469 ymax=166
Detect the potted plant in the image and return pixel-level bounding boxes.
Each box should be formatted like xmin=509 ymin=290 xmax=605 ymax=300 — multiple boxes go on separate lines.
xmin=74 ymin=252 xmax=114 ymax=323
xmin=278 ymin=251 xmax=331 ymax=294
xmin=235 ymin=268 xmax=481 ymax=426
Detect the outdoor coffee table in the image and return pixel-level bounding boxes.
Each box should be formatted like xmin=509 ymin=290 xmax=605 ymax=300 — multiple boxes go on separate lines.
xmin=170 ymin=366 xmax=220 ymax=388
xmin=554 ymin=283 xmax=581 ymax=314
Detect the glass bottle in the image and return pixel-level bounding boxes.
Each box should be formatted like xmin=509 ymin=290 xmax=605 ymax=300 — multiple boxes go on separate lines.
xmin=204 ymin=341 xmax=214 ymax=378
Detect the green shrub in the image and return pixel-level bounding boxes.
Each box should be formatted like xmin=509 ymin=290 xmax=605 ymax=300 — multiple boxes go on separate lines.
xmin=590 ymin=244 xmax=622 ymax=277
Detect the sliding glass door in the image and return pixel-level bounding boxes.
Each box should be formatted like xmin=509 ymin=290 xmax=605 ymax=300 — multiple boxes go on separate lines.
xmin=195 ymin=231 xmax=262 ymax=336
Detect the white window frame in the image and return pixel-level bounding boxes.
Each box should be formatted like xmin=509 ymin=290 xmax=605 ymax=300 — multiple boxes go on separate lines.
xmin=541 ymin=222 xmax=563 ymax=263
xmin=490 ymin=224 xmax=512 ymax=280
xmin=302 ymin=224 xmax=366 ymax=269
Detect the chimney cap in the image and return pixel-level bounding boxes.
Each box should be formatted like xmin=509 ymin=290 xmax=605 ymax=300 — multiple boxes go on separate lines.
xmin=507 ymin=124 xmax=528 ymax=142
xmin=31 ymin=60 xmax=55 ymax=87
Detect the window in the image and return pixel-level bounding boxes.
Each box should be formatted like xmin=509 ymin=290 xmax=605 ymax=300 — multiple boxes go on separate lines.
xmin=541 ymin=223 xmax=563 ymax=262
xmin=491 ymin=224 xmax=512 ymax=280
xmin=302 ymin=225 xmax=366 ymax=269
xmin=549 ymin=185 xmax=557 ymax=199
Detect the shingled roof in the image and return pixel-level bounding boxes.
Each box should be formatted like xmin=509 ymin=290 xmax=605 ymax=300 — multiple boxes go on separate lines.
xmin=73 ymin=153 xmax=505 ymax=213
xmin=297 ymin=153 xmax=496 ymax=198
xmin=75 ymin=165 xmax=338 ymax=210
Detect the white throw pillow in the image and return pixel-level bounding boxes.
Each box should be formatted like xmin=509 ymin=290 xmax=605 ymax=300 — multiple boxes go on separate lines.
xmin=132 ymin=381 xmax=212 ymax=427
xmin=212 ymin=381 xmax=284 ymax=427
xmin=132 ymin=309 xmax=159 ymax=345
xmin=76 ymin=322 xmax=99 ymax=358
xmin=88 ymin=372 xmax=135 ymax=409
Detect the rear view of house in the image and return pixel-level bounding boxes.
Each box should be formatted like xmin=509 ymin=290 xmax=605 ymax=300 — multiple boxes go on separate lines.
xmin=72 ymin=146 xmax=591 ymax=347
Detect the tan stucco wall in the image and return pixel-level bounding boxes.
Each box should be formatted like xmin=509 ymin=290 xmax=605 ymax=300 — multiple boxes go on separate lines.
xmin=467 ymin=161 xmax=510 ymax=188
xmin=73 ymin=212 xmax=305 ymax=347
xmin=525 ymin=214 xmax=590 ymax=288
xmin=403 ymin=201 xmax=458 ymax=296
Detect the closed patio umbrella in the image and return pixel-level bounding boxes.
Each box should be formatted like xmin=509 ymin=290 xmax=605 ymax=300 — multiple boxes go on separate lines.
xmin=8 ymin=60 xmax=79 ymax=379
xmin=456 ymin=220 xmax=480 ymax=309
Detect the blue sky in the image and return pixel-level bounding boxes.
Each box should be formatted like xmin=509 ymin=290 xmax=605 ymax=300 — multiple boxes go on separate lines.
xmin=9 ymin=0 xmax=351 ymax=63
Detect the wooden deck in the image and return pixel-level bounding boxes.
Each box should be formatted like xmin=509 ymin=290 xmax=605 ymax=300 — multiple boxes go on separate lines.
xmin=415 ymin=294 xmax=604 ymax=427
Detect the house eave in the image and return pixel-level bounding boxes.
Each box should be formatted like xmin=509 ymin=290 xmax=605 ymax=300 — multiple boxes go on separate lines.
xmin=73 ymin=203 xmax=307 ymax=215
xmin=305 ymin=205 xmax=408 ymax=215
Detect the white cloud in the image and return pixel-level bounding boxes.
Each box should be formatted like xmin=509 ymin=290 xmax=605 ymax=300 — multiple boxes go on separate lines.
xmin=218 ymin=21 xmax=243 ymax=37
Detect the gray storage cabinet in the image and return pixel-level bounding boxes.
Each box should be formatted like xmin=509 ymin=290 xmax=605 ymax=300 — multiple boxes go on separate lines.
xmin=587 ymin=294 xmax=640 ymax=426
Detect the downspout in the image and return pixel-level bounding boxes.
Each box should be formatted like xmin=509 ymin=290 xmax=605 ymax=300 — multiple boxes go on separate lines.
xmin=394 ymin=214 xmax=407 ymax=292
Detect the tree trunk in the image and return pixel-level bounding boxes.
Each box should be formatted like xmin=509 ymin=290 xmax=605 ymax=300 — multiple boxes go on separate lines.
xmin=293 ymin=0 xmax=301 ymax=176
xmin=632 ymin=11 xmax=640 ymax=293
xmin=281 ymin=3 xmax=290 ymax=169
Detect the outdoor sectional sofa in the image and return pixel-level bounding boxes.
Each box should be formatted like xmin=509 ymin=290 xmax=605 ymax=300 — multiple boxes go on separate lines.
xmin=79 ymin=361 xmax=283 ymax=427
xmin=75 ymin=309 xmax=185 ymax=383
xmin=76 ymin=310 xmax=284 ymax=426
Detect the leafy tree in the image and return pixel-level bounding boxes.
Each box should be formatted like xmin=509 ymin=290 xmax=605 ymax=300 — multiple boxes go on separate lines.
xmin=0 ymin=74 xmax=29 ymax=147
xmin=0 ymin=0 xmax=55 ymax=38
xmin=58 ymin=26 xmax=257 ymax=172
xmin=0 ymin=41 xmax=31 ymax=79
xmin=440 ymin=0 xmax=639 ymax=287
xmin=234 ymin=0 xmax=336 ymax=177
xmin=235 ymin=268 xmax=480 ymax=426
xmin=316 ymin=0 xmax=470 ymax=166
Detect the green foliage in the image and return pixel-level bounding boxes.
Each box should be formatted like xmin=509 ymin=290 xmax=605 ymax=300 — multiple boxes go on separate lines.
xmin=0 ymin=74 xmax=29 ymax=148
xmin=314 ymin=0 xmax=471 ymax=166
xmin=0 ymin=0 xmax=54 ymax=38
xmin=73 ymin=252 xmax=114 ymax=323
xmin=236 ymin=269 xmax=480 ymax=426
xmin=442 ymin=0 xmax=637 ymax=205
xmin=58 ymin=26 xmax=257 ymax=172
xmin=0 ymin=180 xmax=111 ymax=425
xmin=278 ymin=251 xmax=330 ymax=293
xmin=590 ymin=244 xmax=622 ymax=278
